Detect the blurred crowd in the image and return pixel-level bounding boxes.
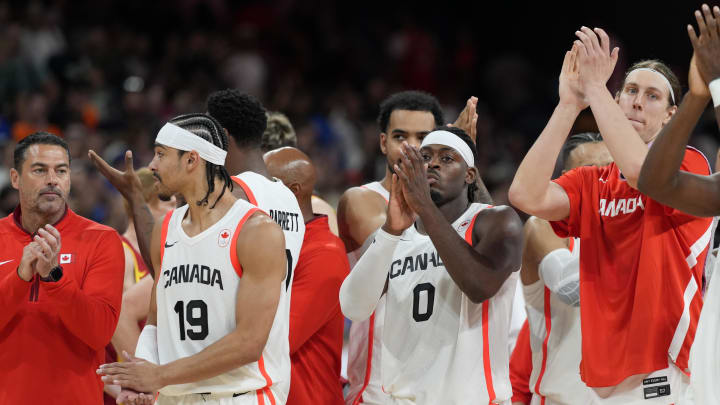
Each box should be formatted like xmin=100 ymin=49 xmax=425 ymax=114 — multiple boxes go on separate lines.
xmin=1 ymin=0 xmax=719 ymax=233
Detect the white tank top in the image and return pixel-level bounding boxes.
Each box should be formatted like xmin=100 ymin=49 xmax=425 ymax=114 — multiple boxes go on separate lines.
xmin=382 ymin=203 xmax=516 ymax=405
xmin=525 ymin=238 xmax=591 ymax=405
xmin=232 ymin=171 xmax=305 ymax=290
xmin=156 ymin=199 xmax=290 ymax=403
xmin=346 ymin=181 xmax=389 ymax=405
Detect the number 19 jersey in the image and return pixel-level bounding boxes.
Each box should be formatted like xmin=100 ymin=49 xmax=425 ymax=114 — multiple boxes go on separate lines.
xmin=156 ymin=199 xmax=291 ymax=402
xmin=383 ymin=203 xmax=516 ymax=405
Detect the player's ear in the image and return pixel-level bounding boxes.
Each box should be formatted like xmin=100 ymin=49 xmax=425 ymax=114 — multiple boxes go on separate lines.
xmin=380 ymin=133 xmax=388 ymax=155
xmin=185 ymin=150 xmax=199 ymax=170
xmin=465 ymin=166 xmax=478 ymax=185
xmin=663 ymin=104 xmax=678 ymax=125
xmin=10 ymin=168 xmax=19 ymax=190
xmin=288 ymin=182 xmax=302 ymax=196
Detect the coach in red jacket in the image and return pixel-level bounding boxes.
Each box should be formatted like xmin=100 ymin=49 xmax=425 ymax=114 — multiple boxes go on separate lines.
xmin=0 ymin=132 xmax=124 ymax=404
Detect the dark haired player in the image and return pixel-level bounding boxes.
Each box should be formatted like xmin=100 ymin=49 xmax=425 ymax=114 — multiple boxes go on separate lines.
xmin=340 ymin=126 xmax=522 ymax=404
xmin=99 ymin=113 xmax=289 ymax=405
xmin=338 ymin=91 xmax=489 ymax=404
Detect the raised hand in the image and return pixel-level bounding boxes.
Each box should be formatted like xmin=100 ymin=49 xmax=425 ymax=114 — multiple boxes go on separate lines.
xmin=382 ymin=172 xmax=415 ymax=236
xmin=688 ymin=4 xmax=720 ymax=86
xmin=689 ymin=54 xmax=711 ymax=99
xmin=574 ymin=27 xmax=620 ymax=92
xmin=452 ymin=97 xmax=479 ymax=141
xmin=558 ymin=44 xmax=588 ymax=110
xmin=88 ymin=150 xmax=143 ymax=201
xmin=32 ymin=224 xmax=61 ymax=278
xmin=394 ymin=142 xmax=434 ymax=215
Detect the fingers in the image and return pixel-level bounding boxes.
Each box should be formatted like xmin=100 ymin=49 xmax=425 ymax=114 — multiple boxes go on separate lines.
xmin=36 ymin=227 xmax=59 ymax=253
xmin=696 ymin=9 xmax=709 ymax=38
xmin=33 ymin=236 xmax=53 ymax=261
xmin=581 ymin=26 xmax=601 ymax=53
xmin=574 ymin=40 xmax=588 ymax=58
xmin=688 ymin=24 xmax=700 ymax=48
xmin=594 ymin=28 xmax=611 ymax=55
xmin=87 ymin=150 xmax=115 ymax=175
xmin=704 ymin=4 xmax=718 ymax=37
xmin=124 ymin=150 xmax=136 ymax=174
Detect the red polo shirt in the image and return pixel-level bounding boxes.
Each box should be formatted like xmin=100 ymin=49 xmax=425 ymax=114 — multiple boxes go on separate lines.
xmin=0 ymin=206 xmax=124 ymax=404
xmin=288 ymin=215 xmax=349 ymax=405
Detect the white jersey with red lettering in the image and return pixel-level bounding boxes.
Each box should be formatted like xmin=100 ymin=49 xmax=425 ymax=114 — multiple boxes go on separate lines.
xmin=382 ymin=203 xmax=516 ymax=405
xmin=156 ymin=199 xmax=290 ymax=403
xmin=524 ymin=238 xmax=592 ymax=405
xmin=232 ymin=171 xmax=304 ymax=290
xmin=346 ymin=181 xmax=390 ymax=405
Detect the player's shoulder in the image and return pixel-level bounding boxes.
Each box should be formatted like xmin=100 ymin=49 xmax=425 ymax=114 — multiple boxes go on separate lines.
xmin=339 ymin=186 xmax=387 ymax=211
xmin=473 ymin=204 xmax=523 ymax=235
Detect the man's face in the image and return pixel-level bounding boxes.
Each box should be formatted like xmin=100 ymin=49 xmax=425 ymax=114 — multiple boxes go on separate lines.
xmin=10 ymin=144 xmax=71 ymax=216
xmin=564 ymin=141 xmax=613 ymax=172
xmin=381 ymin=110 xmax=436 ymax=172
xmin=616 ymin=70 xmax=677 ymax=143
xmin=420 ymin=144 xmax=474 ymax=205
xmin=148 ymin=145 xmax=185 ymax=195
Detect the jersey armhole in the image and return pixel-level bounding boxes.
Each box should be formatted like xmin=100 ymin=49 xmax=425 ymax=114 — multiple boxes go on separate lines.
xmin=159 ymin=210 xmax=174 ymax=263
xmin=231 ymin=176 xmax=258 ymax=205
xmin=464 ymin=206 xmax=491 ymax=245
xmin=230 ymin=208 xmax=262 ymax=278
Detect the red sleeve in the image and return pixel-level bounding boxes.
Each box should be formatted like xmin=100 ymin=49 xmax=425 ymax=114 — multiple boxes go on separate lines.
xmin=0 ymin=265 xmax=33 ymax=330
xmin=510 ymin=320 xmax=533 ymax=404
xmin=289 ymin=242 xmax=350 ymax=354
xmin=550 ymin=166 xmax=594 ymax=239
xmin=43 ymin=231 xmax=125 ymax=350
xmin=663 ymin=147 xmax=712 ymax=218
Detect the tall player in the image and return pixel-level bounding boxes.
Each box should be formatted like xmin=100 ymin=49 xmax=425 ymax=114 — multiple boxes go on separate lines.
xmin=99 ymin=113 xmax=290 ymax=404
xmin=509 ymin=28 xmax=713 ymax=403
xmin=88 ymin=90 xmax=304 ymax=289
xmin=340 ymin=126 xmax=523 ymax=404
xmin=337 ymin=91 xmax=485 ymax=404
xmin=636 ymin=5 xmax=720 ymax=404
xmin=519 ymin=133 xmax=611 ymax=405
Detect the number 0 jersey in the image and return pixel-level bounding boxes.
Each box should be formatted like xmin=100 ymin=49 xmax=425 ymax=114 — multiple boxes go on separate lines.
xmin=156 ymin=199 xmax=291 ymax=401
xmin=383 ymin=203 xmax=516 ymax=405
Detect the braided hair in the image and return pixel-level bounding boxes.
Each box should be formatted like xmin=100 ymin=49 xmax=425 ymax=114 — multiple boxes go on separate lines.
xmin=169 ymin=113 xmax=233 ymax=209
xmin=431 ymin=125 xmax=479 ymax=203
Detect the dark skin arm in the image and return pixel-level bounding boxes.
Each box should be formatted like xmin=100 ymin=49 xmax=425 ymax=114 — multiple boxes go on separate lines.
xmin=637 ymin=5 xmax=720 ymax=217
xmin=88 ymin=150 xmax=156 ymax=275
xmin=394 ymin=143 xmax=522 ymax=303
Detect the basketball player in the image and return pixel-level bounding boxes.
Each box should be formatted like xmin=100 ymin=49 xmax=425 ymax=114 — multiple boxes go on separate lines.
xmin=98 ymin=113 xmax=290 ymax=405
xmin=340 ymin=126 xmax=523 ymax=404
xmin=519 ymin=133 xmax=611 ymax=405
xmin=636 ymin=5 xmax=720 ymax=404
xmin=88 ymin=90 xmax=304 ymax=289
xmin=509 ymin=28 xmax=713 ymax=404
xmin=337 ymin=91 xmax=486 ymax=405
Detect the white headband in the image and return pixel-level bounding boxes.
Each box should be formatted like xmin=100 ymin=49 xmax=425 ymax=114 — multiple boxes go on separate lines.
xmin=155 ymin=123 xmax=227 ymax=166
xmin=630 ymin=68 xmax=676 ymax=104
xmin=420 ymin=130 xmax=475 ymax=167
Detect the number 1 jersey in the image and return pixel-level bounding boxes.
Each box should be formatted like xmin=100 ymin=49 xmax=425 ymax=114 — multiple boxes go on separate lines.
xmin=382 ymin=203 xmax=516 ymax=404
xmin=156 ymin=199 xmax=291 ymax=401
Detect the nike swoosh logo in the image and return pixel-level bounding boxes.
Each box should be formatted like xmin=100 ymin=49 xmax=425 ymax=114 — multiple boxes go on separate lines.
xmin=0 ymin=259 xmax=14 ymax=266
xmin=164 ymin=241 xmax=177 ymax=248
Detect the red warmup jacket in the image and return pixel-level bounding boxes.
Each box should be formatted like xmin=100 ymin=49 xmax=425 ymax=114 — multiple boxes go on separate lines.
xmin=288 ymin=215 xmax=349 ymax=405
xmin=0 ymin=206 xmax=124 ymax=405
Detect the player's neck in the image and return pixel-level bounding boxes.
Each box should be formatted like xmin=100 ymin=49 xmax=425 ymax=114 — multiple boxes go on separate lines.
xmin=299 ymin=196 xmax=314 ymax=224
xmin=227 ymin=146 xmax=269 ymax=178
xmin=415 ymin=195 xmax=469 ymax=235
xmin=180 ymin=178 xmax=237 ymax=234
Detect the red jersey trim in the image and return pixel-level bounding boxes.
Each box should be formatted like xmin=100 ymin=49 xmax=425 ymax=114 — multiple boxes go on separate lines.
xmin=352 ymin=312 xmax=376 ymax=405
xmin=159 ymin=210 xmax=174 ymax=264
xmin=229 ymin=208 xmax=261 ymax=278
xmin=232 ymin=176 xmax=258 ymax=205
xmin=256 ymin=355 xmax=277 ymax=405
xmin=533 ymin=287 xmax=553 ymax=404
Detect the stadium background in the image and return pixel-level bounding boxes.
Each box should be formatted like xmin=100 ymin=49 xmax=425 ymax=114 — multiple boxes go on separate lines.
xmin=0 ymin=0 xmax=717 ymax=232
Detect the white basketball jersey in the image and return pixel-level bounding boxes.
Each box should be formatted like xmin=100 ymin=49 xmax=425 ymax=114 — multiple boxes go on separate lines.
xmin=524 ymin=238 xmax=591 ymax=405
xmin=156 ymin=199 xmax=290 ymax=403
xmin=232 ymin=171 xmax=305 ymax=290
xmin=382 ymin=203 xmax=516 ymax=405
xmin=346 ymin=181 xmax=389 ymax=405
